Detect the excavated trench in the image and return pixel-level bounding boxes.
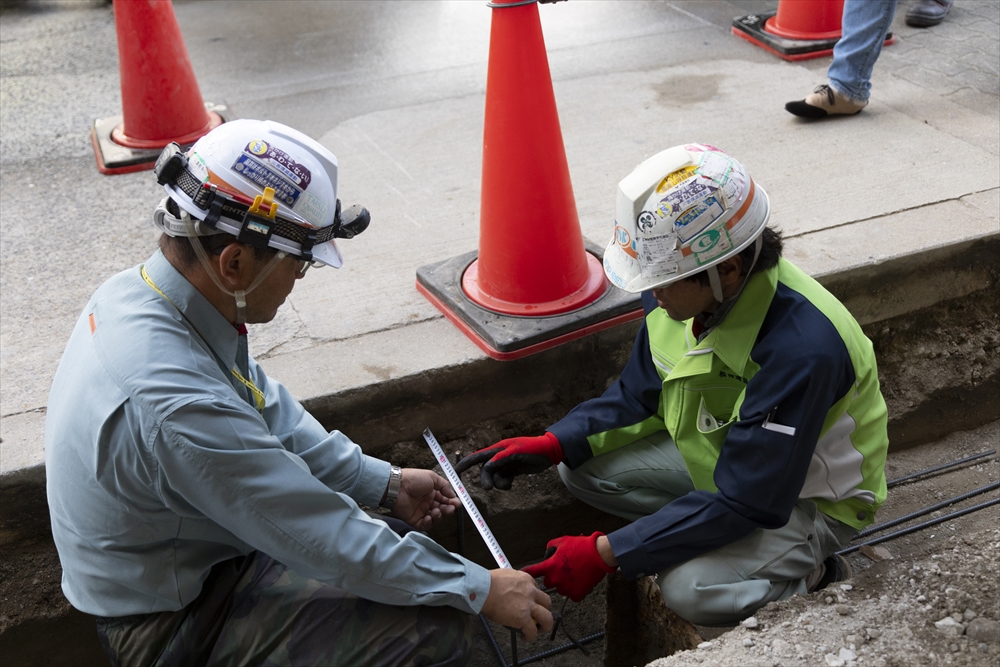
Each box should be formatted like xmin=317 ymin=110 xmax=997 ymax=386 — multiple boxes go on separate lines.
xmin=1 ymin=238 xmax=997 ymax=666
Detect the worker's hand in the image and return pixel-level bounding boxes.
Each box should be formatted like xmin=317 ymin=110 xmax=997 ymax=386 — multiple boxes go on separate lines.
xmin=523 ymin=532 xmax=617 ymax=602
xmin=480 ymin=569 xmax=554 ymax=641
xmin=454 ymin=433 xmax=563 ymax=491
xmin=393 ymin=469 xmax=461 ymax=530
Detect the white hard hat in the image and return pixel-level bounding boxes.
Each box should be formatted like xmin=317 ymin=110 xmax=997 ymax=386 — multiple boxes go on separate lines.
xmin=155 ymin=119 xmax=355 ymax=268
xmin=603 ymin=143 xmax=770 ymax=293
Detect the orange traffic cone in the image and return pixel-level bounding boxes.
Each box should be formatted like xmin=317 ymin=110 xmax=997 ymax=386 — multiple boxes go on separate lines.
xmin=416 ymin=0 xmax=641 ymax=360
xmin=733 ymin=0 xmax=894 ymax=61
xmin=91 ymin=0 xmax=230 ymax=175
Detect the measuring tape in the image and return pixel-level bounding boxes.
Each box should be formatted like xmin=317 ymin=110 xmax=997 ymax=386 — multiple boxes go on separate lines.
xmin=423 ymin=428 xmax=511 ymax=569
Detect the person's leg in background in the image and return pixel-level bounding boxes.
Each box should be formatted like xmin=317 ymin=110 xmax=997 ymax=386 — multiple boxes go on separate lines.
xmin=786 ymin=0 xmax=900 ymax=118
xmin=906 ymin=0 xmax=954 ymax=27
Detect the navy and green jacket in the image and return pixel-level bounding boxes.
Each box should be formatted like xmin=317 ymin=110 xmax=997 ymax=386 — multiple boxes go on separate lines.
xmin=548 ymin=258 xmax=889 ymax=579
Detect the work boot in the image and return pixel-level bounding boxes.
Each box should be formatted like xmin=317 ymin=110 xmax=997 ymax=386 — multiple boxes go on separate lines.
xmin=785 ymin=84 xmax=867 ymax=119
xmin=905 ymin=0 xmax=954 ymax=27
xmin=807 ymin=554 xmax=853 ymax=593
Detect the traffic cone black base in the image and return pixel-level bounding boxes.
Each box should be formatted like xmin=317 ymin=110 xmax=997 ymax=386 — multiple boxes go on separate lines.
xmin=91 ymin=102 xmax=232 ymax=175
xmin=732 ymin=12 xmax=893 ymax=62
xmin=416 ymin=242 xmax=642 ymax=361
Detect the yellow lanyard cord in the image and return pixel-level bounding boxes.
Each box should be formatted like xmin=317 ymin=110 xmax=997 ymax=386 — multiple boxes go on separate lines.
xmin=231 ymin=368 xmax=266 ymax=413
xmin=141 ymin=266 xmax=266 ymax=413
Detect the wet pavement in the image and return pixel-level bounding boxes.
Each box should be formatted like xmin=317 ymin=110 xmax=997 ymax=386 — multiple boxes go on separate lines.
xmin=1 ymin=0 xmax=998 ymax=475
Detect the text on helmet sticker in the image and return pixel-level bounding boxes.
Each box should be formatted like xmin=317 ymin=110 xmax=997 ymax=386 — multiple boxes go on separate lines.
xmin=603 ymin=254 xmax=629 ymax=290
xmin=189 ymin=153 xmax=209 ymax=182
xmin=656 ymin=166 xmax=697 ymax=194
xmin=246 ymin=140 xmax=312 ymax=188
xmin=296 ymin=191 xmax=329 ymax=227
xmin=674 ymin=195 xmax=725 ymax=243
xmin=614 ymin=225 xmax=638 ymax=259
xmin=637 ymin=234 xmax=679 ymax=276
xmin=654 ymin=177 xmax=717 ymax=220
xmin=698 ymin=150 xmax=745 ymax=207
xmin=690 ymin=227 xmax=733 ymax=265
xmin=233 ymin=141 xmax=313 ymax=208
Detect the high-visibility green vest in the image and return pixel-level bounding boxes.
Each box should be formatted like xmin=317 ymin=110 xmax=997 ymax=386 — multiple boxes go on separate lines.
xmin=644 ymin=259 xmax=888 ymax=529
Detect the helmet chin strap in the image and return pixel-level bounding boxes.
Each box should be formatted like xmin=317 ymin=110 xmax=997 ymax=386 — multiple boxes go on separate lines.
xmin=696 ymin=235 xmax=765 ymax=341
xmin=182 ymin=212 xmax=287 ymax=324
xmin=707 ymin=266 xmax=725 ymax=304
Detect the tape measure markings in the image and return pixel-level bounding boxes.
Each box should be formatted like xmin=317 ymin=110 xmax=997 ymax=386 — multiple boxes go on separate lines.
xmin=423 ymin=428 xmax=511 ymax=569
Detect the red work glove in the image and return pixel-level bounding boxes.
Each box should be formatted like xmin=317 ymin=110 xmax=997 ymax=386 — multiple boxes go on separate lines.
xmin=522 ymin=532 xmax=617 ymax=602
xmin=454 ymin=432 xmax=563 ymax=491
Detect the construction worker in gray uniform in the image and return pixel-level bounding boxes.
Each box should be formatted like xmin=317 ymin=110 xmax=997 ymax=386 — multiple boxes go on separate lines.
xmin=45 ymin=119 xmax=552 ymax=667
xmin=458 ymin=144 xmax=889 ymax=626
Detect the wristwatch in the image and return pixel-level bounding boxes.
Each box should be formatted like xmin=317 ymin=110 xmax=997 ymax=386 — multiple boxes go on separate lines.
xmin=382 ymin=465 xmax=402 ymax=509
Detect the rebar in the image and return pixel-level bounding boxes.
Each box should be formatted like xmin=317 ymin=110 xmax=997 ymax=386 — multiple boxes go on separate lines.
xmin=856 ymin=481 xmax=1000 ymax=539
xmin=480 ymin=600 xmax=605 ymax=667
xmin=838 ymin=496 xmax=1000 ymax=555
xmin=886 ymin=450 xmax=996 ymax=488
xmin=481 ymin=614 xmax=508 ymax=667
xmin=515 ymin=632 xmax=605 ymax=665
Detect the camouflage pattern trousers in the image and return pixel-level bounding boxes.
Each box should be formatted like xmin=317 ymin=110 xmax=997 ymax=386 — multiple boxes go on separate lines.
xmin=96 ymin=552 xmax=473 ymax=667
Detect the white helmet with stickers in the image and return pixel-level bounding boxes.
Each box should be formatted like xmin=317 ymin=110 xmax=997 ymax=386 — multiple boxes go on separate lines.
xmin=156 ymin=119 xmax=362 ymax=268
xmin=151 ymin=119 xmax=371 ymax=324
xmin=603 ymin=143 xmax=770 ymax=297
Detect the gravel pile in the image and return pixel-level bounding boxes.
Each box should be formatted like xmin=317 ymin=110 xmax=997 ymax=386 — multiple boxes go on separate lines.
xmin=647 ymin=526 xmax=999 ymax=667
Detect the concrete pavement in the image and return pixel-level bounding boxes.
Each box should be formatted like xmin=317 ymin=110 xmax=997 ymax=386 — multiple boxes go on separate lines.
xmin=1 ymin=0 xmax=998 ymax=479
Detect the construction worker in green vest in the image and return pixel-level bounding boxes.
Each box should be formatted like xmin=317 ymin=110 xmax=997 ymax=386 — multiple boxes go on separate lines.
xmin=457 ymin=143 xmax=889 ymax=626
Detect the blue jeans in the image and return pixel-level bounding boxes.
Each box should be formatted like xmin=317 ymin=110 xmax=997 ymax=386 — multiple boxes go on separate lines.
xmin=827 ymin=0 xmax=899 ymax=102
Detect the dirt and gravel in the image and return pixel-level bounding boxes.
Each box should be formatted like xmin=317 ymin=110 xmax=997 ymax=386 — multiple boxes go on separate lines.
xmin=453 ymin=420 xmax=1000 ymax=667
xmin=1 ymin=416 xmax=996 ymax=667
xmin=642 ymin=421 xmax=1000 ymax=667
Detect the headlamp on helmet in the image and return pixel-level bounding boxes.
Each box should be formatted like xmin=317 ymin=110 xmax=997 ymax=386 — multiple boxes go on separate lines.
xmin=154 ymin=119 xmax=369 ymax=268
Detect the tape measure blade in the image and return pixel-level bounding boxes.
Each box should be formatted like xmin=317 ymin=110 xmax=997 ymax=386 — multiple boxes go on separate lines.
xmin=422 ymin=428 xmax=511 ymax=569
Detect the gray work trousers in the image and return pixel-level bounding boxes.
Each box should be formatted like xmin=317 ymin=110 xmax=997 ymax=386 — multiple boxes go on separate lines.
xmin=558 ymin=432 xmax=858 ymax=626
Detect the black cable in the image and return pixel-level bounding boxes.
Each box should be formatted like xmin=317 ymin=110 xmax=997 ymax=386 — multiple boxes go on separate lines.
xmin=886 ymin=450 xmax=996 ymax=488
xmin=838 ymin=497 xmax=1000 ymax=555
xmin=856 ymin=481 xmax=1000 ymax=539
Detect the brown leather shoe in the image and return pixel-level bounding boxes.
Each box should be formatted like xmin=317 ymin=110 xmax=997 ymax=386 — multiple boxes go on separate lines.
xmin=906 ymin=0 xmax=954 ymax=27
xmin=785 ymin=84 xmax=867 ymax=119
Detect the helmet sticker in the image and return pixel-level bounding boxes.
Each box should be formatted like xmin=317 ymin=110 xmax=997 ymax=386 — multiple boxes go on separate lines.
xmin=656 ymin=166 xmax=697 ymax=194
xmin=674 ymin=195 xmax=725 ymax=243
xmin=245 ymin=141 xmax=312 ymax=189
xmin=685 ymin=143 xmax=723 ymax=153
xmin=232 ymin=141 xmax=314 ymax=208
xmin=247 ymin=139 xmax=269 ymax=155
xmin=637 ymin=234 xmax=679 ymax=276
xmin=614 ymin=225 xmax=638 ymax=259
xmin=698 ymin=150 xmax=746 ymax=207
xmin=188 ymin=153 xmax=209 ymax=182
xmin=691 ymin=227 xmax=733 ymax=265
xmin=655 ymin=177 xmax=717 ymax=222
xmin=297 ymin=191 xmax=329 ymax=227
xmin=637 ymin=211 xmax=657 ymax=232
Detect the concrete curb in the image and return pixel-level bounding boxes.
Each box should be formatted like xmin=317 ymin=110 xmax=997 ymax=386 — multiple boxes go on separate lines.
xmin=4 ymin=230 xmax=996 ymax=490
